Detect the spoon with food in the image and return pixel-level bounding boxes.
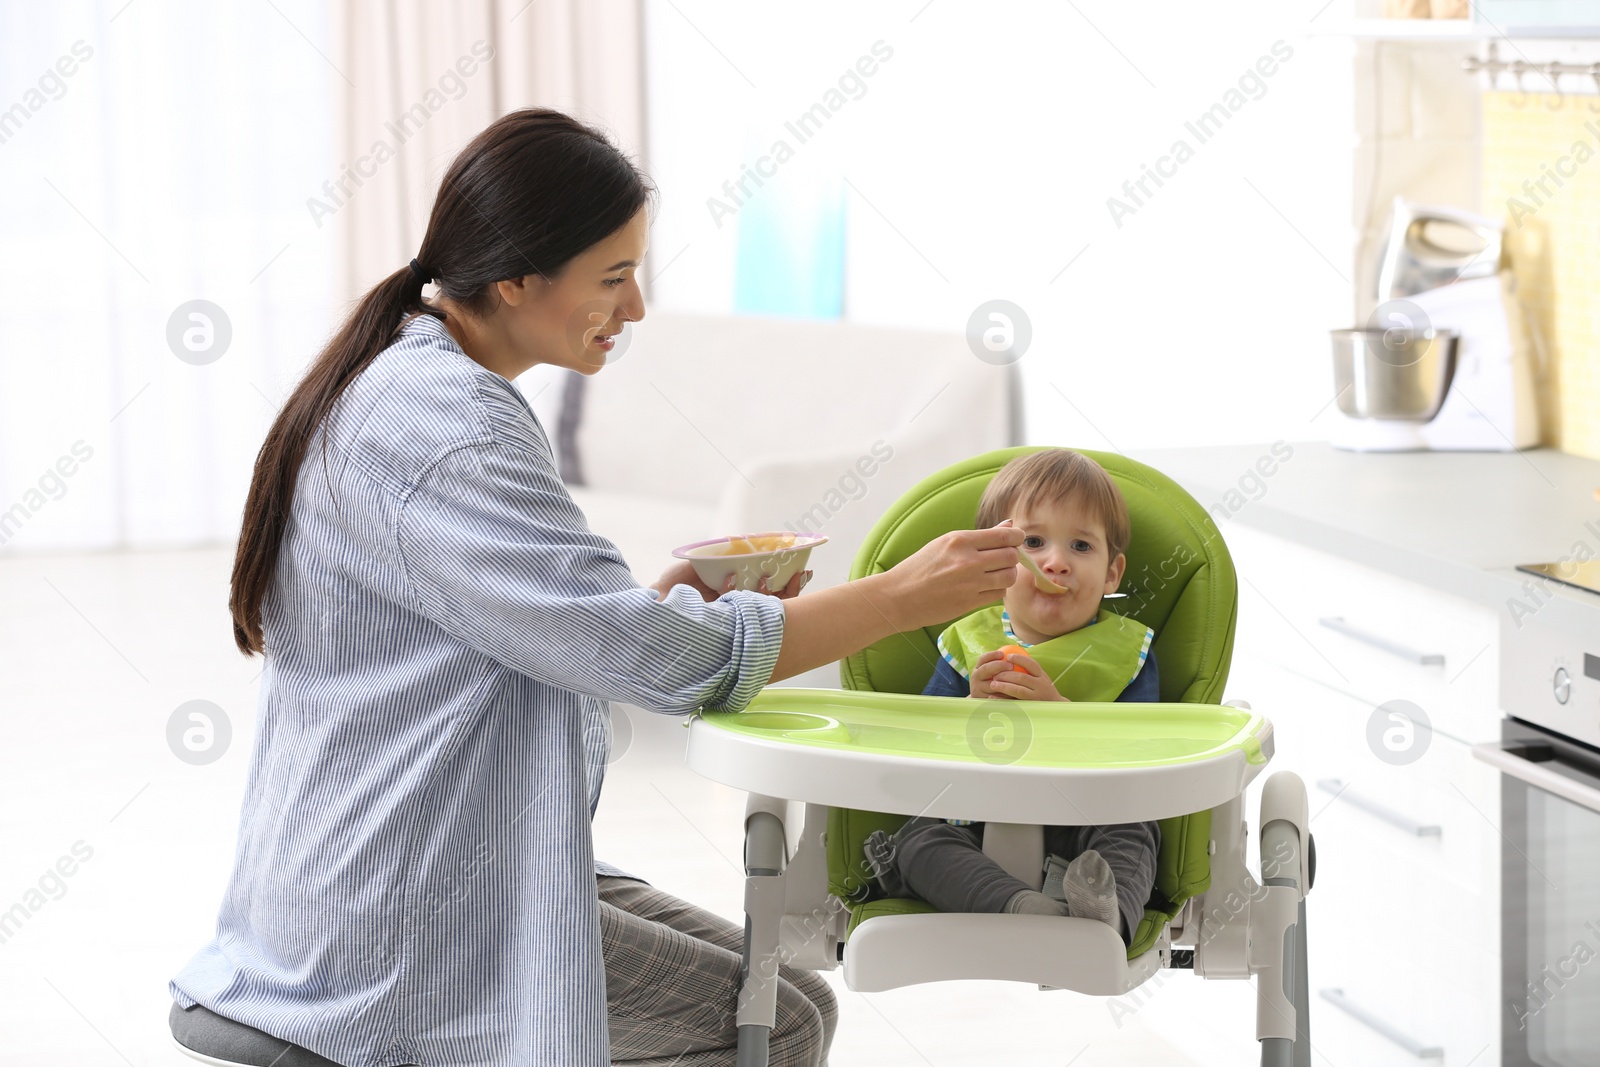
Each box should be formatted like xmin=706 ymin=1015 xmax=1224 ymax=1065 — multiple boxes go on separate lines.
xmin=995 ymin=519 xmax=1071 ymax=595
xmin=1016 ymin=546 xmax=1070 ymax=595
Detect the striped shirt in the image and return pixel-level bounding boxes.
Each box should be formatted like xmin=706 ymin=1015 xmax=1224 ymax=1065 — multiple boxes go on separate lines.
xmin=168 ymin=313 xmax=787 ymax=1066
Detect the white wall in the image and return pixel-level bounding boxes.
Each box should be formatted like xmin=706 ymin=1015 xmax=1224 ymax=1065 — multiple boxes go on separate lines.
xmin=642 ymin=0 xmax=1360 ymax=451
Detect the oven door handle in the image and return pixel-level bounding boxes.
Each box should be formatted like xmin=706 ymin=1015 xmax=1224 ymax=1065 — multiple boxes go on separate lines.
xmin=1472 ymin=741 xmax=1600 ymax=815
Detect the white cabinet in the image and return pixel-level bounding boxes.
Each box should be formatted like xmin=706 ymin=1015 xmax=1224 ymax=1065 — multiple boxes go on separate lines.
xmin=1229 ymin=654 xmax=1501 ymax=1067
xmin=1224 ymin=522 xmax=1502 ymax=746
xmin=1143 ymin=523 xmax=1502 ymax=1066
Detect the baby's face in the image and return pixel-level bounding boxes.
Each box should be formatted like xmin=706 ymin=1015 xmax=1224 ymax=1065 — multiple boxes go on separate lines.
xmin=1005 ymin=495 xmax=1126 ymax=642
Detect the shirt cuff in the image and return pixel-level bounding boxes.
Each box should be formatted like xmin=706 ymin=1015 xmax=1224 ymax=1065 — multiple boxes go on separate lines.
xmin=699 ymin=589 xmax=786 ymax=714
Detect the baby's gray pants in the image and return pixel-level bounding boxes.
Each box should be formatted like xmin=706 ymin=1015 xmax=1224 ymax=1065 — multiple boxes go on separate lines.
xmin=864 ymin=817 xmax=1161 ymax=945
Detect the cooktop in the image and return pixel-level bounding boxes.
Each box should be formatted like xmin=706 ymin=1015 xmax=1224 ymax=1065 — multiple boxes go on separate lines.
xmin=1517 ymin=560 xmax=1600 ymax=597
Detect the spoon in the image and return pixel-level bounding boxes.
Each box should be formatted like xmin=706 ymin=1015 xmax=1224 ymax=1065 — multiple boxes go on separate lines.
xmin=1018 ymin=552 xmax=1128 ymax=598
xmin=1016 ymin=551 xmax=1071 ymax=595
xmin=996 ymin=519 xmax=1071 ymax=594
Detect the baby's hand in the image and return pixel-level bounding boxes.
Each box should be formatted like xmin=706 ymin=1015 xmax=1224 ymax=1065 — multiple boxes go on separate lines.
xmin=969 ymin=649 xmax=1066 ymax=701
xmin=968 ymin=650 xmax=1010 ymax=699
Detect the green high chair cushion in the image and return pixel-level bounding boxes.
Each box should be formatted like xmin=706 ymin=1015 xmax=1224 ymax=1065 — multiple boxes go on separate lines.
xmin=829 ymin=447 xmax=1237 ymax=961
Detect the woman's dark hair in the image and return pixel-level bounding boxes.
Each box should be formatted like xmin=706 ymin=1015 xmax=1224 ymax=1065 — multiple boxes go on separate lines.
xmin=229 ymin=108 xmax=655 ymax=654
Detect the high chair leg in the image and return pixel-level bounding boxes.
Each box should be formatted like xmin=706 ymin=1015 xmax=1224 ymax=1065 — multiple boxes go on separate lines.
xmin=736 ymin=800 xmax=788 ymax=1067
xmin=1256 ymin=773 xmax=1311 ymax=1067
xmin=1292 ymin=897 xmax=1310 ymax=1067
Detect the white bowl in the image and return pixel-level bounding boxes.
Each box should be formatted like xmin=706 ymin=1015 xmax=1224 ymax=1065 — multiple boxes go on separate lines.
xmin=672 ymin=532 xmax=827 ymax=593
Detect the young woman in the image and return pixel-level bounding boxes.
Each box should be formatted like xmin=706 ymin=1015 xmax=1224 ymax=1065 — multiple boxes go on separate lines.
xmin=166 ymin=108 xmax=1025 ymax=1067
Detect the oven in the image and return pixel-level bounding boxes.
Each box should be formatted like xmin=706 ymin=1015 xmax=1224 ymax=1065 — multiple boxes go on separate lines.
xmin=1480 ymin=608 xmax=1600 ymax=1067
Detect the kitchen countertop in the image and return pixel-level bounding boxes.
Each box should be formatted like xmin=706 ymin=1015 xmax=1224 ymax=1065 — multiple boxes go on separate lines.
xmin=1126 ymin=441 xmax=1600 ymax=636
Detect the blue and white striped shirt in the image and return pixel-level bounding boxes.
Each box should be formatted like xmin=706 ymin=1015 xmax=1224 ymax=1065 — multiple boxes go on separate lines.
xmin=168 ymin=313 xmax=787 ymax=1066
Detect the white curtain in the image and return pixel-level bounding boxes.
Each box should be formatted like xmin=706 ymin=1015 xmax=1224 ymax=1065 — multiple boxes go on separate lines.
xmin=0 ymin=0 xmax=646 ymax=554
xmin=0 ymin=0 xmax=334 ymax=553
xmin=329 ymin=0 xmax=648 ymax=304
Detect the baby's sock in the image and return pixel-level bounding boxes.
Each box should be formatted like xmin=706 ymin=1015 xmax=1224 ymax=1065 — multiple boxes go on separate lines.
xmin=1060 ymin=849 xmax=1120 ymax=930
xmin=1002 ymin=889 xmax=1070 ymax=916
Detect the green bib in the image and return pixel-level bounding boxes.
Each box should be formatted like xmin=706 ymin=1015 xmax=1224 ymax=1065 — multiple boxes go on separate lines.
xmin=936 ymin=605 xmax=1154 ymax=701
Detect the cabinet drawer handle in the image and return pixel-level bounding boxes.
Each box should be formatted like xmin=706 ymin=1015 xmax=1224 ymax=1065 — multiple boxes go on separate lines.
xmin=1316 ymin=779 xmax=1441 ymax=837
xmin=1320 ymin=987 xmax=1443 ymax=1058
xmin=1317 ymin=616 xmax=1445 ymax=666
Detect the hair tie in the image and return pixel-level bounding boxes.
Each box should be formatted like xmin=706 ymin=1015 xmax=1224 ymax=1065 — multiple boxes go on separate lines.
xmin=408 ymin=258 xmax=432 ymax=284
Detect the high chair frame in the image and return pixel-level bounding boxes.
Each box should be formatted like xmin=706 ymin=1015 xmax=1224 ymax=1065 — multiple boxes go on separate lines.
xmin=683 ymin=447 xmax=1315 ymax=1067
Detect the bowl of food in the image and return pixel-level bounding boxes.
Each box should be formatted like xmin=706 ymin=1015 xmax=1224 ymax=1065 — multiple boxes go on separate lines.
xmin=672 ymin=531 xmax=827 ymax=593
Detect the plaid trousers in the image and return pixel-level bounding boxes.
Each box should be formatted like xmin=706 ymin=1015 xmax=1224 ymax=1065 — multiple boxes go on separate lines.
xmin=600 ymin=875 xmax=837 ymax=1066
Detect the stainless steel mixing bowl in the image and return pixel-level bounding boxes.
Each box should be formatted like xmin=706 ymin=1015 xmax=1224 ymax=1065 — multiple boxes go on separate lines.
xmin=1329 ymin=327 xmax=1458 ymax=421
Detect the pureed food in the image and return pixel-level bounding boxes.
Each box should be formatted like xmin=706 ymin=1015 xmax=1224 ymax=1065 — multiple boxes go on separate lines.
xmin=720 ymin=533 xmax=799 ymax=555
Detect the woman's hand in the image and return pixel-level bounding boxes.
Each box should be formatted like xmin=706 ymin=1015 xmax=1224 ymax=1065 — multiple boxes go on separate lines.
xmin=875 ymin=523 xmax=1025 ymax=632
xmin=649 ymin=561 xmax=811 ymax=604
xmin=766 ymin=523 xmax=1022 ymax=685
xmin=969 ymin=649 xmax=1065 ymax=701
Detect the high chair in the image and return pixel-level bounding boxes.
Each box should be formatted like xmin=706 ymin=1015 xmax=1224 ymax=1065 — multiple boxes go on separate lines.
xmin=685 ymin=446 xmax=1316 ymax=1067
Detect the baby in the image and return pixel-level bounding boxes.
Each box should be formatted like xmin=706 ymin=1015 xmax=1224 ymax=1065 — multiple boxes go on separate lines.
xmin=863 ymin=449 xmax=1161 ymax=945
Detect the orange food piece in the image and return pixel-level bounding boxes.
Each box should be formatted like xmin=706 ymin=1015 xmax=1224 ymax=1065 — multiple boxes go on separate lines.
xmin=996 ymin=644 xmax=1029 ymax=661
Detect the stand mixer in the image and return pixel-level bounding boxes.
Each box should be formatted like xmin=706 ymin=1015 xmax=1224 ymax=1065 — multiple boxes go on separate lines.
xmin=1330 ymin=198 xmax=1541 ymax=452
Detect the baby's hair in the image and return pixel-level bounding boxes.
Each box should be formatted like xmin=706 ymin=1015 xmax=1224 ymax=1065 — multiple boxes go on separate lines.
xmin=974 ymin=449 xmax=1131 ymax=559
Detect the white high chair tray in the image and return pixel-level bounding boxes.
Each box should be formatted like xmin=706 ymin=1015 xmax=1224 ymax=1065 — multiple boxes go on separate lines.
xmin=687 ymin=688 xmax=1273 ymax=824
